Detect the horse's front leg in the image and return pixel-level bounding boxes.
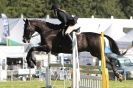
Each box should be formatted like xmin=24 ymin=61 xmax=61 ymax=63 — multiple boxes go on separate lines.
xmin=105 ymin=56 xmax=123 ymax=82
xmin=26 ymin=45 xmax=50 ymax=68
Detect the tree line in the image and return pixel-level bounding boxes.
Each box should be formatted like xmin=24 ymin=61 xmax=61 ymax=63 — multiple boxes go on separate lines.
xmin=0 ymin=0 xmax=132 ymax=18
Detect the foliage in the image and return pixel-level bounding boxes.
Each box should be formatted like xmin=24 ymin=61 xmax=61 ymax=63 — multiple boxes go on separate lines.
xmin=120 ymin=0 xmax=133 ymax=18
xmin=0 ymin=0 xmax=133 ymax=18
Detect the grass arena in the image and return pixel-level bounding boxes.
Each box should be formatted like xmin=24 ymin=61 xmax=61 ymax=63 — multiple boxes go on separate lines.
xmin=0 ymin=80 xmax=133 ymax=88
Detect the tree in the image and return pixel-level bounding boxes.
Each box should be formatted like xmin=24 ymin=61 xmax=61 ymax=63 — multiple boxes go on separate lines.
xmin=120 ymin=0 xmax=133 ymax=18
xmin=0 ymin=0 xmax=132 ymax=18
xmin=0 ymin=0 xmax=8 ymax=14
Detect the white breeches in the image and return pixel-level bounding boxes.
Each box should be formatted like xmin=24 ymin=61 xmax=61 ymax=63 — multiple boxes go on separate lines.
xmin=65 ymin=23 xmax=80 ymax=34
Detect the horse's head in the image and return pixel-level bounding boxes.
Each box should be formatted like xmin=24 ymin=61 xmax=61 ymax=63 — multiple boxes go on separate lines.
xmin=23 ymin=19 xmax=36 ymax=43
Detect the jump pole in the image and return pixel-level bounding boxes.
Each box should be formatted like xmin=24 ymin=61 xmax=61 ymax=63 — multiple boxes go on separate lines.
xmin=46 ymin=52 xmax=51 ymax=88
xmin=72 ymin=32 xmax=80 ymax=88
xmin=100 ymin=32 xmax=109 ymax=88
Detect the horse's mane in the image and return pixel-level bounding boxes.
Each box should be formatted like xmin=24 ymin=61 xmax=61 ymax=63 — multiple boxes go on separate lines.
xmin=29 ymin=19 xmax=60 ymax=30
xmin=46 ymin=22 xmax=60 ymax=30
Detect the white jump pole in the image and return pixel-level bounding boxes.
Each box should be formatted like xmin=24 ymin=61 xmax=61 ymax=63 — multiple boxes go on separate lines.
xmin=72 ymin=32 xmax=80 ymax=88
xmin=46 ymin=52 xmax=51 ymax=88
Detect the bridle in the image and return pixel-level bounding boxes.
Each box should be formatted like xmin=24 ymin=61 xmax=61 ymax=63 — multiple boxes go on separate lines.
xmin=23 ymin=20 xmax=37 ymax=42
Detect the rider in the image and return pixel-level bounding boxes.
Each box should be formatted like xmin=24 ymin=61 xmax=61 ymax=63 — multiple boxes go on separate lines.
xmin=51 ymin=4 xmax=79 ymax=40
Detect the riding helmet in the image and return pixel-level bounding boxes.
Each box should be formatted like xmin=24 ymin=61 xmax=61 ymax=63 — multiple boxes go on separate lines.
xmin=51 ymin=4 xmax=60 ymax=10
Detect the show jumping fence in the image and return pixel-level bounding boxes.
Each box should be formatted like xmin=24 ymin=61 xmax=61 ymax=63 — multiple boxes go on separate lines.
xmin=72 ymin=32 xmax=103 ymax=88
xmin=79 ymin=65 xmax=102 ymax=88
xmin=45 ymin=32 xmax=109 ymax=88
xmin=78 ymin=32 xmax=109 ymax=88
xmin=100 ymin=32 xmax=109 ymax=88
xmin=80 ymin=75 xmax=101 ymax=88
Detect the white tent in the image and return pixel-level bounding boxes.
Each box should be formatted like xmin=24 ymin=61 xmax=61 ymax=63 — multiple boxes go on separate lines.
xmin=9 ymin=18 xmax=41 ymax=45
xmin=0 ymin=19 xmax=4 ymax=42
xmin=118 ymin=30 xmax=133 ymax=43
xmin=9 ymin=18 xmax=24 ymax=44
xmin=104 ymin=20 xmax=126 ymax=40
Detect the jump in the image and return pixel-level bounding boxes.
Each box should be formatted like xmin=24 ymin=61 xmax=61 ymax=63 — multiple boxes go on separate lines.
xmin=23 ymin=19 xmax=127 ymax=81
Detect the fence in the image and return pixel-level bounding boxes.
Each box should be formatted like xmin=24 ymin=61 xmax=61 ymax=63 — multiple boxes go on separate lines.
xmin=80 ymin=65 xmax=102 ymax=88
xmin=80 ymin=75 xmax=101 ymax=88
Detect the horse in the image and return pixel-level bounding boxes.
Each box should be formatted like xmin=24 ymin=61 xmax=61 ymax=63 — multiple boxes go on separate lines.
xmin=23 ymin=19 xmax=127 ymax=81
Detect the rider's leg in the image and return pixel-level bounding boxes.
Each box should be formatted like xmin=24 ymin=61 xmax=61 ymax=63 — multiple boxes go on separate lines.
xmin=65 ymin=26 xmax=73 ymax=35
xmin=65 ymin=26 xmax=73 ymax=41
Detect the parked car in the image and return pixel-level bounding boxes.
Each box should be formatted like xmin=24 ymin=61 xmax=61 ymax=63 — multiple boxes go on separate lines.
xmin=125 ymin=55 xmax=133 ymax=63
xmin=104 ymin=53 xmax=133 ymax=80
xmin=117 ymin=56 xmax=133 ymax=79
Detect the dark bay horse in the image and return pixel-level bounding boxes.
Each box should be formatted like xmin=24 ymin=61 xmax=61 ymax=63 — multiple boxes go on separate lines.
xmin=23 ymin=19 xmax=127 ymax=81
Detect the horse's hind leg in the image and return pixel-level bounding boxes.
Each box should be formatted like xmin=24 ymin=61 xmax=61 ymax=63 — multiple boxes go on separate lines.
xmin=105 ymin=55 xmax=123 ymax=82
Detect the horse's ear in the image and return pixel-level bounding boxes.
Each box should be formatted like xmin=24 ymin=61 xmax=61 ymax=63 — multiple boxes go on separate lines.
xmin=23 ymin=18 xmax=28 ymax=22
xmin=23 ymin=19 xmax=26 ymax=22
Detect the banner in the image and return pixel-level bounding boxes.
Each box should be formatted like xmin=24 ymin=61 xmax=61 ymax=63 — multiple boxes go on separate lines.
xmin=1 ymin=13 xmax=9 ymax=43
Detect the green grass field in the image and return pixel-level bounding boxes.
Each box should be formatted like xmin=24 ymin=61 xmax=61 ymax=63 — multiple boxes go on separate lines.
xmin=0 ymin=80 xmax=133 ymax=88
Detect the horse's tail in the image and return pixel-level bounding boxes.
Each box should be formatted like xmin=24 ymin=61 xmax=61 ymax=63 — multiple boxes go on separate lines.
xmin=104 ymin=35 xmax=128 ymax=56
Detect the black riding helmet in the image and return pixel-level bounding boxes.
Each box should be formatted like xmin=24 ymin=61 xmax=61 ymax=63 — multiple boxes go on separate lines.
xmin=51 ymin=4 xmax=60 ymax=10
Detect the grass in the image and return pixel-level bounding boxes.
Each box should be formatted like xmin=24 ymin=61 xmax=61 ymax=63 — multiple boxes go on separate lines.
xmin=0 ymin=80 xmax=44 ymax=88
xmin=0 ymin=80 xmax=133 ymax=88
xmin=110 ymin=80 xmax=133 ymax=88
xmin=0 ymin=80 xmax=71 ymax=88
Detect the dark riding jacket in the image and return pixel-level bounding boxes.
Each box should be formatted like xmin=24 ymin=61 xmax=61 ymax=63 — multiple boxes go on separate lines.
xmin=55 ymin=9 xmax=78 ymax=29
